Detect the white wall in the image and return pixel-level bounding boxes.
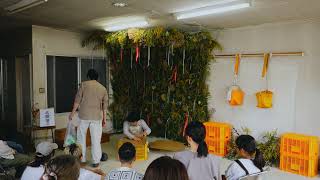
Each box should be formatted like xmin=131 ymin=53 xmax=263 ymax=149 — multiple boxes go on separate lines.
xmin=32 ymin=25 xmax=104 ymax=129
xmin=209 ymin=20 xmax=320 ymax=138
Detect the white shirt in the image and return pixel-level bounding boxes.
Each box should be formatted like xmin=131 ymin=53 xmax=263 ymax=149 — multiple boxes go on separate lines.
xmin=79 ymin=168 xmax=101 ymax=180
xmin=106 ymin=167 xmax=143 ymax=180
xmin=225 ymin=159 xmax=261 ymax=180
xmin=123 ymin=120 xmax=151 ymax=139
xmin=21 ymin=166 xmax=45 ymax=180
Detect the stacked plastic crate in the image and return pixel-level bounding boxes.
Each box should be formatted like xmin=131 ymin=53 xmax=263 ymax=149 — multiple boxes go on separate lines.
xmin=280 ymin=133 xmax=319 ymax=177
xmin=203 ymin=122 xmax=232 ymax=156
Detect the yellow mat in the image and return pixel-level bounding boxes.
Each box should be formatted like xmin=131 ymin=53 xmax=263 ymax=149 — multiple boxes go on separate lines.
xmin=149 ymin=140 xmax=186 ymax=152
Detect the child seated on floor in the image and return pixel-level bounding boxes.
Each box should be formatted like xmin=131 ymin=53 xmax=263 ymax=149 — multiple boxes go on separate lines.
xmin=106 ymin=142 xmax=143 ymax=180
xmin=64 ymin=143 xmax=105 ymax=180
xmin=224 ymin=135 xmax=266 ymax=180
xmin=123 ymin=112 xmax=151 ymax=141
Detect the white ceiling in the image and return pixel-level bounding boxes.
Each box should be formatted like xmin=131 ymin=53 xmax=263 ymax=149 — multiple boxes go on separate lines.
xmin=1 ymin=0 xmax=320 ymax=31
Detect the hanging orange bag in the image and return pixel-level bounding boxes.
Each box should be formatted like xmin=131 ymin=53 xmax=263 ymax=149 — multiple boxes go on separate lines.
xmin=256 ymin=53 xmax=273 ymax=108
xmin=227 ymin=54 xmax=244 ymax=106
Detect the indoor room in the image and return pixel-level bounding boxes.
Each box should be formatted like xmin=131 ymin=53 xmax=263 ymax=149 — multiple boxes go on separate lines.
xmin=0 ymin=0 xmax=320 ymax=179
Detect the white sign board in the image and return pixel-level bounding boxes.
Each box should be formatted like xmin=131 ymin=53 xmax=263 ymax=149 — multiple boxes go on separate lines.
xmin=40 ymin=108 xmax=55 ymax=127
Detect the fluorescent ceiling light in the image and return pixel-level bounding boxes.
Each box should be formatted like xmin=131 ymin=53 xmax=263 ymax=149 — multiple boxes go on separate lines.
xmin=176 ymin=1 xmax=250 ymax=20
xmin=104 ymin=18 xmax=149 ymax=31
xmin=5 ymin=0 xmax=48 ymax=14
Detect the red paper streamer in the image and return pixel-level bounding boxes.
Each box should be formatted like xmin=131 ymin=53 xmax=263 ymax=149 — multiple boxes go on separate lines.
xmin=182 ymin=112 xmax=189 ymax=136
xmin=135 ymin=46 xmax=140 ymax=63
xmin=146 ymin=114 xmax=151 ymax=127
xmin=171 ymin=65 xmax=178 ymax=83
xmin=120 ymin=48 xmax=123 ymax=64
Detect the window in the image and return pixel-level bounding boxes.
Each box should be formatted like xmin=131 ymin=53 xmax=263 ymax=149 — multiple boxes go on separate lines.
xmin=47 ymin=56 xmax=108 ymax=113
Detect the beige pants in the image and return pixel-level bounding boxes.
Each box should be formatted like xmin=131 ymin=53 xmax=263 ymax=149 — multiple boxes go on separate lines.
xmin=77 ymin=119 xmax=102 ymax=164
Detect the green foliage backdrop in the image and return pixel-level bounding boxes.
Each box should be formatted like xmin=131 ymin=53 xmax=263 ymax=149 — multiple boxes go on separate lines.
xmin=83 ymin=27 xmax=221 ymax=141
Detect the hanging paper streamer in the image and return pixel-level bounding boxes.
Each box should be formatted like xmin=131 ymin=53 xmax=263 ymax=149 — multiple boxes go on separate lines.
xmin=120 ymin=48 xmax=124 ymax=64
xmin=182 ymin=48 xmax=185 ymax=74
xmin=130 ymin=48 xmax=133 ymax=69
xmin=135 ymin=46 xmax=140 ymax=64
xmin=182 ymin=112 xmax=189 ymax=136
xmin=171 ymin=65 xmax=178 ymax=83
xmin=146 ymin=114 xmax=151 ymax=127
xmin=147 ymin=46 xmax=150 ymax=67
xmin=189 ymin=57 xmax=193 ymax=71
xmin=262 ymin=53 xmax=270 ymax=78
xmin=167 ymin=47 xmax=170 ymax=66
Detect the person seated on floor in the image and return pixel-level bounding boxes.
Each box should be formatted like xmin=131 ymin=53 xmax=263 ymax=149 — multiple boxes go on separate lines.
xmin=0 ymin=140 xmax=32 ymax=178
xmin=64 ymin=143 xmax=105 ymax=180
xmin=106 ymin=142 xmax=143 ymax=180
xmin=41 ymin=154 xmax=80 ymax=180
xmin=173 ymin=121 xmax=221 ymax=180
xmin=143 ymin=156 xmax=189 ymax=180
xmin=224 ymin=135 xmax=266 ymax=180
xmin=123 ymin=112 xmax=151 ymax=142
xmin=21 ymin=141 xmax=58 ymax=180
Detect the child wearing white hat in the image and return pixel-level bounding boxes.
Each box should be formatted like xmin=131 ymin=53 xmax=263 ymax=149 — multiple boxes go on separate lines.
xmin=21 ymin=141 xmax=58 ymax=180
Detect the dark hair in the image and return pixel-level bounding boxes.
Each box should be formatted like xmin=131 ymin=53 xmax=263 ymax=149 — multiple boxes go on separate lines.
xmin=126 ymin=112 xmax=140 ymax=123
xmin=43 ymin=155 xmax=80 ymax=180
xmin=87 ymin=69 xmax=99 ymax=80
xmin=29 ymin=151 xmax=55 ymax=167
xmin=143 ymin=156 xmax=189 ymax=180
xmin=185 ymin=121 xmax=208 ymax=157
xmin=118 ymin=142 xmax=136 ymax=163
xmin=235 ymin=135 xmax=266 ymax=171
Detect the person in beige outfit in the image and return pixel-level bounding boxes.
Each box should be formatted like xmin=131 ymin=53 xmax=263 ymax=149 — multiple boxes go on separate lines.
xmin=69 ymin=69 xmax=108 ymax=167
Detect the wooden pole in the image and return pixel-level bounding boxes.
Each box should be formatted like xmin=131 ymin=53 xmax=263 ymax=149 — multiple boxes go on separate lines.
xmin=214 ymin=52 xmax=304 ymax=58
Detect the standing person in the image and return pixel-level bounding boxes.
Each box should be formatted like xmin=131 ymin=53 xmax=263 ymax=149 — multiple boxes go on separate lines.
xmin=174 ymin=121 xmax=221 ymax=180
xmin=106 ymin=142 xmax=143 ymax=180
xmin=143 ymin=156 xmax=189 ymax=180
xmin=69 ymin=69 xmax=108 ymax=167
xmin=21 ymin=141 xmax=57 ymax=180
xmin=224 ymin=135 xmax=265 ymax=180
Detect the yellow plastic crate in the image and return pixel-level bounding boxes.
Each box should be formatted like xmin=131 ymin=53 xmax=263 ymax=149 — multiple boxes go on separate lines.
xmin=117 ymin=138 xmax=148 ymax=160
xmin=206 ymin=137 xmax=229 ymax=156
xmin=280 ymin=155 xmax=318 ymax=177
xmin=203 ymin=122 xmax=232 ymax=157
xmin=280 ymin=133 xmax=319 ymax=158
xmin=203 ymin=121 xmax=231 ymax=140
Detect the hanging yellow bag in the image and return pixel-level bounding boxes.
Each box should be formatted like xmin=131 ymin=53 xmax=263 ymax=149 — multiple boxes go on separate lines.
xmin=227 ymin=54 xmax=245 ymax=106
xmin=256 ymin=53 xmax=273 ymax=108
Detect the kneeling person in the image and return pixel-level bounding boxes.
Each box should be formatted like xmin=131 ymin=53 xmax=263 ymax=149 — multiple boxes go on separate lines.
xmin=123 ymin=112 xmax=151 ymax=141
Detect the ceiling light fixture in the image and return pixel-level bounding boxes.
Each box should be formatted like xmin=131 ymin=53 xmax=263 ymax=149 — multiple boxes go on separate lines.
xmin=175 ymin=0 xmax=250 ymax=20
xmin=112 ymin=2 xmax=128 ymax=7
xmin=104 ymin=18 xmax=149 ymax=31
xmin=5 ymin=0 xmax=48 ymax=14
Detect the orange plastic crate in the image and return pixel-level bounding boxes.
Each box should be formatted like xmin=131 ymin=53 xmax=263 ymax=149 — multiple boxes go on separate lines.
xmin=117 ymin=138 xmax=148 ymax=160
xmin=203 ymin=122 xmax=231 ymax=156
xmin=206 ymin=137 xmax=229 ymax=156
xmin=280 ymin=155 xmax=318 ymax=177
xmin=280 ymin=133 xmax=319 ymax=158
xmin=203 ymin=121 xmax=231 ymax=140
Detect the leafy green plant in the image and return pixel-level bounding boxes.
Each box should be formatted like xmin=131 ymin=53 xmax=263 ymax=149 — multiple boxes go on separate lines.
xmin=257 ymin=130 xmax=280 ymax=166
xmin=82 ymin=27 xmax=221 ymax=141
xmin=225 ymin=128 xmax=280 ymax=167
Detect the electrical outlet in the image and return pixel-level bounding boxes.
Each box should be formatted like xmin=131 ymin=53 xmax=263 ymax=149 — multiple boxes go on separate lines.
xmin=39 ymin=88 xmax=45 ymax=93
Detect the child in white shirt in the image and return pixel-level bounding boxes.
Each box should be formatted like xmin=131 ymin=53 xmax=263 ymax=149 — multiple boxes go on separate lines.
xmin=225 ymin=135 xmax=265 ymax=180
xmin=123 ymin=112 xmax=151 ymax=141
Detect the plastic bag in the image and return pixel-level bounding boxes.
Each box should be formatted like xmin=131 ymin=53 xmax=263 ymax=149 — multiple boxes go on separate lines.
xmin=64 ymin=116 xmax=80 ymax=147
